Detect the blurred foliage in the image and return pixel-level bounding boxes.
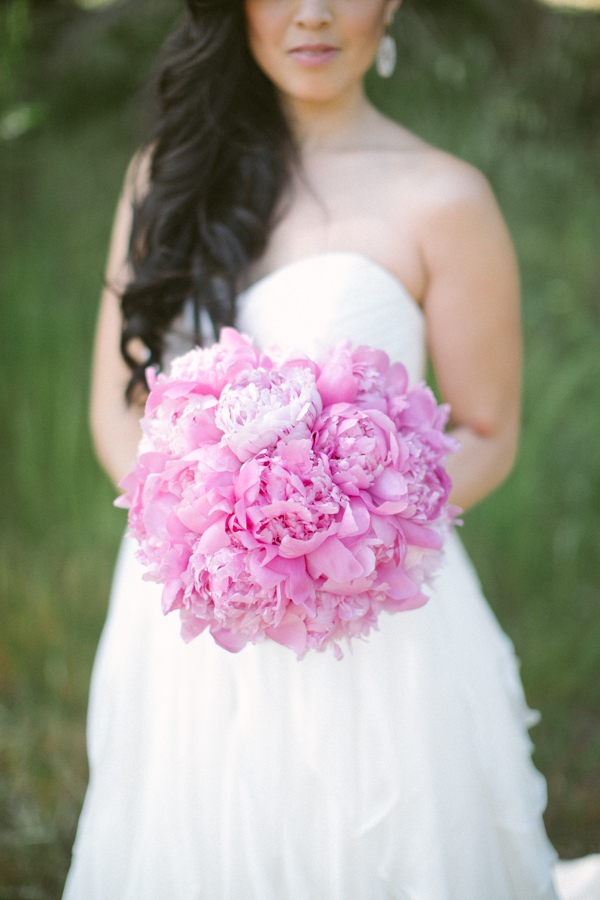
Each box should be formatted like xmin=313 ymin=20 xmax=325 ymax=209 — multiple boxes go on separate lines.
xmin=18 ymin=0 xmax=180 ymax=130
xmin=0 ymin=0 xmax=46 ymax=140
xmin=411 ymin=0 xmax=600 ymax=133
xmin=0 ymin=0 xmax=31 ymax=106
xmin=0 ymin=0 xmax=599 ymax=895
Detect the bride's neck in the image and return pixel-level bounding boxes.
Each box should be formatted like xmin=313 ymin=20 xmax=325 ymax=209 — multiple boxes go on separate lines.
xmin=282 ymin=84 xmax=376 ymax=152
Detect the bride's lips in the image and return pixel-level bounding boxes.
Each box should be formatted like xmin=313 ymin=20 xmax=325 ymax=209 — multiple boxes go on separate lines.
xmin=288 ymin=44 xmax=340 ymax=67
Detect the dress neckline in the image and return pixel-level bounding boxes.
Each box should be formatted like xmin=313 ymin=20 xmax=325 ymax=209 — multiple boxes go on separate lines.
xmin=241 ymin=251 xmax=424 ymax=321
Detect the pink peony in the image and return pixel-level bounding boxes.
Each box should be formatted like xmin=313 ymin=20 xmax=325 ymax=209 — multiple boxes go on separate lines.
xmin=117 ymin=330 xmax=460 ymax=659
xmin=314 ymin=403 xmax=392 ymax=495
xmin=168 ymin=327 xmax=261 ymax=395
xmin=215 ymin=367 xmax=323 ymax=462
xmin=231 ymin=440 xmax=344 ymax=556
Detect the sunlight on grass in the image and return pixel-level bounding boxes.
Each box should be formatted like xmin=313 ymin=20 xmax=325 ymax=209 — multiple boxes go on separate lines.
xmin=73 ymin=0 xmax=120 ymax=8
xmin=540 ymin=0 xmax=600 ymax=9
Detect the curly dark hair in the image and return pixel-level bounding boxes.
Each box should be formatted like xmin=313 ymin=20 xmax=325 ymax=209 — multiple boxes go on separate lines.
xmin=120 ymin=0 xmax=295 ymax=401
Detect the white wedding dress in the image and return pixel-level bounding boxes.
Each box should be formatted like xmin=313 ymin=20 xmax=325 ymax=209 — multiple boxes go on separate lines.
xmin=63 ymin=252 xmax=600 ymax=900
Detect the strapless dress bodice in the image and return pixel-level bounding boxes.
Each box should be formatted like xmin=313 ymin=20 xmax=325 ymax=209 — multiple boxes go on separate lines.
xmin=236 ymin=252 xmax=426 ymax=381
xmin=162 ymin=252 xmax=426 ymax=382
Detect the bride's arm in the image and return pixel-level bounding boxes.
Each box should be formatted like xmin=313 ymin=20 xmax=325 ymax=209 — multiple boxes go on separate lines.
xmin=420 ymin=163 xmax=522 ymax=512
xmin=90 ymin=157 xmax=148 ymax=489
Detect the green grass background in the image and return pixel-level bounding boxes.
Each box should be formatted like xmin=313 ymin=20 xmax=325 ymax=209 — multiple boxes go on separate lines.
xmin=1 ymin=0 xmax=599 ymax=895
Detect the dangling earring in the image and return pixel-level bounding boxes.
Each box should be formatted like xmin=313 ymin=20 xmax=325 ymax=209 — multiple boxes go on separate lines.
xmin=376 ymin=32 xmax=397 ymax=78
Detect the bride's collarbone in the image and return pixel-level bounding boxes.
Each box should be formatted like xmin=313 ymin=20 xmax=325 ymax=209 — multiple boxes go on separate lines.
xmin=251 ymin=209 xmax=427 ymax=304
xmin=253 ymin=145 xmax=491 ymax=306
xmin=254 ymin=154 xmax=447 ymax=302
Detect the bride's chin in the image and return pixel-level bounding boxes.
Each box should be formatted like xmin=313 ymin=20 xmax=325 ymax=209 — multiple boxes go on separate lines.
xmin=281 ymin=87 xmax=350 ymax=107
xmin=275 ymin=73 xmax=365 ymax=108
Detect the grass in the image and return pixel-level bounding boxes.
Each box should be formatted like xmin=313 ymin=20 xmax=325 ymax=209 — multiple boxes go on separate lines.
xmin=1 ymin=7 xmax=600 ymax=894
xmin=0 ymin=117 xmax=131 ymax=897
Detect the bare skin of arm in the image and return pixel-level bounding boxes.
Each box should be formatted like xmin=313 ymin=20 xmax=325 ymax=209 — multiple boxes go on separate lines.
xmin=418 ymin=161 xmax=522 ymax=512
xmin=90 ymin=160 xmax=148 ymax=488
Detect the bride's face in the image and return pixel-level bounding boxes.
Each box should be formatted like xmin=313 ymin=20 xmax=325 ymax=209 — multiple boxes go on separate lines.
xmin=244 ymin=0 xmax=400 ymax=104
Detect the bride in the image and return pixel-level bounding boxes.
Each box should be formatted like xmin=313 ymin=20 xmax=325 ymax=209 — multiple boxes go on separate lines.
xmin=63 ymin=1 xmax=599 ymax=897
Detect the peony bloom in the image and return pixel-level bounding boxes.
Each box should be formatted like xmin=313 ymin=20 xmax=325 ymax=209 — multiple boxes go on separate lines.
xmin=231 ymin=440 xmax=344 ymax=556
xmin=140 ymin=393 xmax=221 ymax=457
xmin=215 ymin=366 xmax=323 ymax=462
xmin=314 ymin=403 xmax=392 ymax=495
xmin=168 ymin=327 xmax=261 ymax=395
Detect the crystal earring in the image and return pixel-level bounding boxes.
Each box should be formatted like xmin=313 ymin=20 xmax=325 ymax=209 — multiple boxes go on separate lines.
xmin=376 ymin=33 xmax=397 ymax=79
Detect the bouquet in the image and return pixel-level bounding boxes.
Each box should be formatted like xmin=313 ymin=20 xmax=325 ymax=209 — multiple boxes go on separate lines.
xmin=116 ymin=328 xmax=460 ymax=659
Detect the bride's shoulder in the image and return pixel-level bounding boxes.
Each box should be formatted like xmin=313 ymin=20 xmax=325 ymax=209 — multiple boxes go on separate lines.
xmin=370 ymin=113 xmax=516 ymax=298
xmin=373 ymin=113 xmax=497 ymax=221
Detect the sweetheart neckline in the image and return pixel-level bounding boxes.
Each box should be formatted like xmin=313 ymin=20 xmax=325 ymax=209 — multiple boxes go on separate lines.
xmin=239 ymin=251 xmax=424 ymax=321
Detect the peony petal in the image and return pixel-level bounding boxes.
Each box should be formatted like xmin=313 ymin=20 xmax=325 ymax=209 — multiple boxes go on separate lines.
xmin=377 ymin=564 xmax=419 ymax=600
xmin=219 ymin=326 xmax=255 ymax=349
xmin=337 ymin=502 xmax=359 ymax=539
xmin=337 ymin=498 xmax=371 ymax=539
xmin=210 ymin=626 xmax=249 ymax=653
xmin=363 ymin=494 xmax=409 ymax=516
xmin=145 ymin=365 xmax=157 ymax=389
xmin=321 ymin=576 xmax=373 ymax=595
xmin=371 ymin=467 xmax=408 ymax=502
xmin=278 ymin=526 xmax=335 ymax=559
xmin=143 ymin=490 xmax=179 ymax=540
xmin=400 ymin=519 xmax=443 ymax=550
xmin=383 ymin=591 xmax=429 ymax=613
xmin=351 ymin=543 xmax=376 ymax=578
xmin=198 ymin=518 xmax=231 ymax=553
xmin=114 ymin=489 xmax=133 ymax=510
xmin=177 ymin=504 xmax=212 ymax=534
xmin=268 ymin=555 xmax=314 ymax=605
xmin=138 ymin=451 xmax=170 ymax=474
xmin=234 ymin=458 xmax=261 ymax=502
xmin=162 ymin=580 xmax=185 ymax=615
xmin=179 ymin=612 xmax=209 ymax=643
xmin=249 ymin=554 xmax=286 ymax=590
xmin=166 ymin=509 xmax=190 ymax=541
xmin=386 ymin=362 xmax=409 ymax=397
xmin=316 ymin=351 xmax=358 ymax=407
xmin=265 ymin=612 xmax=307 ymax=656
xmin=352 ymin=345 xmax=389 ymax=373
xmin=306 ymin=536 xmax=364 ymax=581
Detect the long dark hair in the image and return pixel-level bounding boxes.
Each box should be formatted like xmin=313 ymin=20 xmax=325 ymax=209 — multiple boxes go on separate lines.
xmin=121 ymin=0 xmax=295 ymax=401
